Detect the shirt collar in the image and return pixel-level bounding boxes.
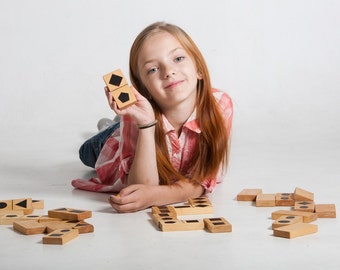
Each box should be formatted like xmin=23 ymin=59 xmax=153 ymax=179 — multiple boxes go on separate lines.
xmin=162 ymin=108 xmax=201 ymax=134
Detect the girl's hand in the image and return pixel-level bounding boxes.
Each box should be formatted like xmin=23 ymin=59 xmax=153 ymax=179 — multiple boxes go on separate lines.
xmin=108 ymin=184 xmax=157 ymax=213
xmin=104 ymin=86 xmax=155 ymax=125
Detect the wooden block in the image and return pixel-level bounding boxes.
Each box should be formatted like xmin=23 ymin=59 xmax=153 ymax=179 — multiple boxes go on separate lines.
xmin=273 ymin=223 xmax=318 ymax=239
xmin=110 ymin=84 xmax=137 ymax=109
xmin=32 ymin=200 xmax=44 ymax=209
xmin=38 ymin=215 xmax=63 ymax=223
xmin=188 ymin=196 xmax=212 ymax=207
xmin=237 ymin=189 xmax=262 ymax=201
xmin=294 ymin=201 xmax=315 ymax=212
xmin=275 ymin=193 xmax=295 ymax=206
xmin=159 ymin=217 xmax=204 ymax=232
xmin=0 ymin=214 xmax=24 ymax=225
xmin=256 ymin=194 xmax=276 ymax=207
xmin=12 ymin=198 xmax=33 ymax=214
xmin=48 ymin=208 xmax=92 ymax=221
xmin=43 ymin=229 xmax=79 ymax=245
xmin=294 ymin=187 xmax=314 ymax=201
xmin=103 ymin=69 xmax=137 ymax=109
xmin=271 ymin=210 xmax=317 ymax=223
xmin=152 ymin=213 xmax=178 ymax=228
xmin=13 ymin=220 xmax=47 ymax=235
xmin=315 ymin=204 xmax=336 ymax=218
xmin=0 ymin=200 xmax=13 ymax=211
xmin=272 ymin=215 xmax=303 ymax=229
xmin=203 ymin=217 xmax=232 ymax=233
xmin=45 ymin=220 xmax=79 ymax=233
xmin=151 ymin=206 xmax=177 ymax=217
xmin=173 ymin=204 xmax=214 ymax=215
xmin=73 ymin=221 xmax=94 ymax=234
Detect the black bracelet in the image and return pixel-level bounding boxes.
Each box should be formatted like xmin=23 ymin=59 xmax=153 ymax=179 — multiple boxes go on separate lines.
xmin=137 ymin=120 xmax=158 ymax=129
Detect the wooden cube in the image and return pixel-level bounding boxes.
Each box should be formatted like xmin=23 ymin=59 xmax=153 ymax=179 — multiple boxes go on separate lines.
xmin=0 ymin=200 xmax=13 ymax=211
xmin=203 ymin=217 xmax=232 ymax=233
xmin=43 ymin=229 xmax=79 ymax=245
xmin=273 ymin=223 xmax=318 ymax=239
xmin=237 ymin=189 xmax=262 ymax=201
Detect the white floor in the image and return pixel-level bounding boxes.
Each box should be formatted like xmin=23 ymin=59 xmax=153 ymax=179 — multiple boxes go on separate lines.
xmin=1 ymin=113 xmax=339 ymax=270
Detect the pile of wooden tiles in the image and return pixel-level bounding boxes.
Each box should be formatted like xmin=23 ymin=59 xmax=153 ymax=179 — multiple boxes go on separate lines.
xmin=151 ymin=196 xmax=232 ymax=233
xmin=237 ymin=187 xmax=336 ymax=239
xmin=0 ymin=198 xmax=94 ymax=245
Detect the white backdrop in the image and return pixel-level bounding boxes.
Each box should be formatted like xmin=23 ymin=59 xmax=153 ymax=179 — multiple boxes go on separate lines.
xmin=1 ymin=1 xmax=340 ymax=269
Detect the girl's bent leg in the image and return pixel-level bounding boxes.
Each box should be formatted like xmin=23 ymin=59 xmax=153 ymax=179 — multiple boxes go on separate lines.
xmin=79 ymin=122 xmax=120 ymax=168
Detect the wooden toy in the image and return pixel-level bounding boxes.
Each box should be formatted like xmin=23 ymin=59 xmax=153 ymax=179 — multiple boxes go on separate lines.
xmin=0 ymin=200 xmax=13 ymax=211
xmin=314 ymin=204 xmax=336 ymax=218
xmin=43 ymin=229 xmax=79 ymax=245
xmin=152 ymin=213 xmax=177 ymax=228
xmin=48 ymin=208 xmax=92 ymax=221
xmin=13 ymin=220 xmax=47 ymax=235
xmin=256 ymin=194 xmax=276 ymax=207
xmin=294 ymin=187 xmax=314 ymax=201
xmin=237 ymin=188 xmax=262 ymax=201
xmin=273 ymin=222 xmax=318 ymax=239
xmin=0 ymin=214 xmax=24 ymax=225
xmin=151 ymin=206 xmax=177 ymax=217
xmin=12 ymin=198 xmax=33 ymax=214
xmin=32 ymin=200 xmax=44 ymax=209
xmin=159 ymin=217 xmax=204 ymax=232
xmin=294 ymin=201 xmax=315 ymax=213
xmin=275 ymin=193 xmax=295 ymax=206
xmin=103 ymin=69 xmax=137 ymax=109
xmin=271 ymin=210 xmax=317 ymax=223
xmin=203 ymin=217 xmax=232 ymax=233
xmin=272 ymin=215 xmax=303 ymax=229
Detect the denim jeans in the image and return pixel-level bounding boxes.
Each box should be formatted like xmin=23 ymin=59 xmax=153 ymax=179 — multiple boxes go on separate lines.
xmin=79 ymin=122 xmax=120 ymax=168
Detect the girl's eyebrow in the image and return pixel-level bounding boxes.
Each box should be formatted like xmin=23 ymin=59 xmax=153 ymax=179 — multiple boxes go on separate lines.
xmin=142 ymin=47 xmax=185 ymax=67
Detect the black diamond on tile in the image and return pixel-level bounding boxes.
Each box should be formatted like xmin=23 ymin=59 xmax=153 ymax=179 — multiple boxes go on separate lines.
xmin=109 ymin=74 xmax=123 ymax=86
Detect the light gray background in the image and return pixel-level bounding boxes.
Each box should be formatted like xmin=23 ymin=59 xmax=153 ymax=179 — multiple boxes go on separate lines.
xmin=1 ymin=1 xmax=339 ymax=269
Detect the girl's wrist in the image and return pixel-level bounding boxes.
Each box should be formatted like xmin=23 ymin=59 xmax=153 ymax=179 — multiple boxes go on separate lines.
xmin=137 ymin=120 xmax=158 ymax=129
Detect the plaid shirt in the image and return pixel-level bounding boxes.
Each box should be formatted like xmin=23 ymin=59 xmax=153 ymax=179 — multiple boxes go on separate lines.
xmin=72 ymin=88 xmax=233 ymax=193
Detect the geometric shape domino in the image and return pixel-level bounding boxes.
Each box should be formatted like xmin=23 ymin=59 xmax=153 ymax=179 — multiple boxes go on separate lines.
xmin=42 ymin=229 xmax=79 ymax=245
xmin=294 ymin=201 xmax=315 ymax=213
xmin=271 ymin=210 xmax=317 ymax=223
xmin=48 ymin=208 xmax=92 ymax=221
xmin=275 ymin=193 xmax=295 ymax=206
xmin=237 ymin=189 xmax=262 ymax=201
xmin=13 ymin=220 xmax=47 ymax=235
xmin=272 ymin=215 xmax=303 ymax=229
xmin=273 ymin=223 xmax=318 ymax=239
xmin=256 ymin=194 xmax=276 ymax=207
xmin=203 ymin=217 xmax=232 ymax=233
xmin=294 ymin=187 xmax=314 ymax=202
xmin=314 ymin=204 xmax=336 ymax=218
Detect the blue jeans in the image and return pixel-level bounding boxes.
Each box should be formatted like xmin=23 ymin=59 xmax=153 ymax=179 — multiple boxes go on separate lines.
xmin=79 ymin=122 xmax=120 ymax=168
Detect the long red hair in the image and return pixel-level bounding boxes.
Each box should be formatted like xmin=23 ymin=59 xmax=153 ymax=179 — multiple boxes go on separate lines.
xmin=129 ymin=22 xmax=230 ymax=185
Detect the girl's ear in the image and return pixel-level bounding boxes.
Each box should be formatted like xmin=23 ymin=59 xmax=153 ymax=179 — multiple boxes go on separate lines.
xmin=197 ymin=71 xmax=203 ymax=80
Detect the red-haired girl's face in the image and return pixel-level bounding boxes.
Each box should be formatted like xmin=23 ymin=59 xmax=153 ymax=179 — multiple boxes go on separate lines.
xmin=137 ymin=32 xmax=201 ymax=112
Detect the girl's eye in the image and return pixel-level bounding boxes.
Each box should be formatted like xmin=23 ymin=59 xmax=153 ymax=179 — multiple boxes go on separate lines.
xmin=147 ymin=67 xmax=159 ymax=75
xmin=175 ymin=56 xmax=185 ymax=62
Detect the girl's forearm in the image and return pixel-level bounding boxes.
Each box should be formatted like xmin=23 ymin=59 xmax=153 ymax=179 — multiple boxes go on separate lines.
xmin=127 ymin=126 xmax=159 ymax=185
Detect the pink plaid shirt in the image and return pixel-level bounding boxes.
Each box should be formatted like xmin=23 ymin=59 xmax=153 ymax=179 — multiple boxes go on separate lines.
xmin=72 ymin=88 xmax=233 ymax=193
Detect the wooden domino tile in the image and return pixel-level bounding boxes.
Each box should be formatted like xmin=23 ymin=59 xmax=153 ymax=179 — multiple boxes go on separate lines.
xmin=151 ymin=206 xmax=177 ymax=217
xmin=12 ymin=198 xmax=33 ymax=214
xmin=188 ymin=196 xmax=212 ymax=207
xmin=0 ymin=214 xmax=24 ymax=225
xmin=237 ymin=188 xmax=262 ymax=201
xmin=294 ymin=187 xmax=314 ymax=202
xmin=103 ymin=69 xmax=137 ymax=109
xmin=273 ymin=222 xmax=318 ymax=239
xmin=43 ymin=229 xmax=79 ymax=245
xmin=272 ymin=215 xmax=303 ymax=229
xmin=72 ymin=221 xmax=94 ymax=234
xmin=48 ymin=208 xmax=92 ymax=221
xmin=256 ymin=194 xmax=276 ymax=207
xmin=271 ymin=210 xmax=317 ymax=223
xmin=13 ymin=220 xmax=47 ymax=235
xmin=45 ymin=220 xmax=80 ymax=233
xmin=152 ymin=213 xmax=178 ymax=228
xmin=0 ymin=200 xmax=13 ymax=211
xmin=159 ymin=217 xmax=204 ymax=232
xmin=275 ymin=193 xmax=295 ymax=206
xmin=203 ymin=217 xmax=232 ymax=233
xmin=294 ymin=201 xmax=315 ymax=213
xmin=314 ymin=204 xmax=336 ymax=218
xmin=32 ymin=200 xmax=44 ymax=209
